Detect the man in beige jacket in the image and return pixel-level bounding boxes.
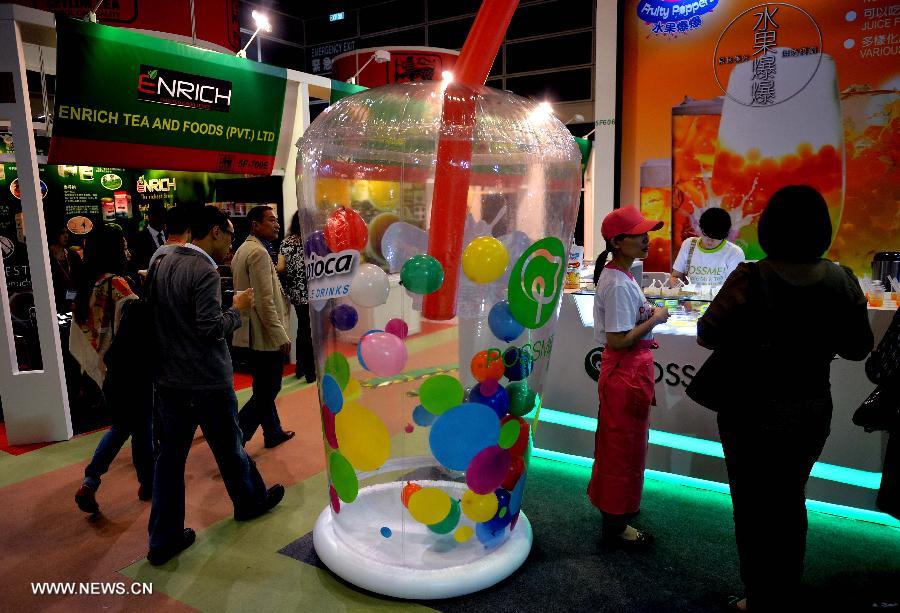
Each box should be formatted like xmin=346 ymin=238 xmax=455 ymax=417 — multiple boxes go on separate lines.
xmin=233 ymin=205 xmax=295 ymax=448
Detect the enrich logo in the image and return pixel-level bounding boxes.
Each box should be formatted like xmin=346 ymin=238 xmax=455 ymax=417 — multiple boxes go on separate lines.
xmin=508 ymin=237 xmax=566 ymax=330
xmin=137 ymin=65 xmax=232 ymax=112
xmin=136 ymin=176 xmax=176 ymax=193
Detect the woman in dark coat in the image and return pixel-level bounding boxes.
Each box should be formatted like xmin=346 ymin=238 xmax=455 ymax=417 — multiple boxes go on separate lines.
xmin=696 ymin=185 xmax=874 ymax=611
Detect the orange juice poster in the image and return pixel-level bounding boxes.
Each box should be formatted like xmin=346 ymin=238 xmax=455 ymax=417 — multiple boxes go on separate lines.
xmin=622 ymin=0 xmax=899 ymax=275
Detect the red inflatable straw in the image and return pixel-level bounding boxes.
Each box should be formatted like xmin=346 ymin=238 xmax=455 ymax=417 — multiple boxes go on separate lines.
xmin=422 ymin=0 xmax=519 ymax=321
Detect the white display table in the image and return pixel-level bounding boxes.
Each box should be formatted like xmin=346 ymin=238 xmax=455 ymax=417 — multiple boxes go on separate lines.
xmin=538 ymin=292 xmax=896 ymax=523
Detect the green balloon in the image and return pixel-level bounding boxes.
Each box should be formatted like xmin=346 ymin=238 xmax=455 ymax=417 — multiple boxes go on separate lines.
xmin=419 ymin=374 xmax=464 ymax=415
xmin=507 ymin=380 xmax=537 ymax=417
xmin=325 ymin=352 xmax=350 ymax=390
xmin=329 ymin=451 xmax=358 ymax=503
xmin=428 ymin=498 xmax=461 ymax=534
xmin=498 ymin=419 xmax=521 ymax=449
xmin=401 ymin=254 xmax=444 ymax=295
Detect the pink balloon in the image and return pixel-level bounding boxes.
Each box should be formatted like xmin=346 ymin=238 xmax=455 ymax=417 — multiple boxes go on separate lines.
xmin=321 ymin=404 xmax=338 ymax=449
xmin=466 ymin=446 xmax=511 ymax=494
xmin=385 ymin=318 xmax=409 ymax=339
xmin=359 ymin=332 xmax=408 ymax=377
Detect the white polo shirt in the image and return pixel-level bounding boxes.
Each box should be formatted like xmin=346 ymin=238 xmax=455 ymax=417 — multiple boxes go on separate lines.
xmin=673 ymin=238 xmax=745 ymax=286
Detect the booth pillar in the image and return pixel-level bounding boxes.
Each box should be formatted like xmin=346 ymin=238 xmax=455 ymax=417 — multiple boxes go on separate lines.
xmin=0 ymin=6 xmax=72 ymax=444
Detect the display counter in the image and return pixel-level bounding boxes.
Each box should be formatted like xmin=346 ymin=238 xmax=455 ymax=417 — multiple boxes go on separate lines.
xmin=538 ymin=292 xmax=896 ymax=524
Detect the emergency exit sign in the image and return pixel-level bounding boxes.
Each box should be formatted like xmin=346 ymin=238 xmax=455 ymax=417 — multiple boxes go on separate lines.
xmin=329 ymin=12 xmax=345 ymax=22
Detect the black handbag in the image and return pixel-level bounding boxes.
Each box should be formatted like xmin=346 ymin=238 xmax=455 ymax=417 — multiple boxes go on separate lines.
xmin=852 ymin=386 xmax=900 ymax=433
xmin=686 ymin=264 xmax=766 ymax=411
xmin=853 ymin=309 xmax=900 ymax=432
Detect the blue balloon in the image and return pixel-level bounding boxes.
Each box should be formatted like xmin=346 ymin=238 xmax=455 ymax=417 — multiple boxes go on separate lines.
xmin=380 ymin=526 xmax=392 ymax=538
xmin=489 ymin=301 xmax=524 ymax=342
xmin=509 ymin=471 xmax=527 ymax=517
xmin=330 ymin=304 xmax=358 ymax=331
xmin=322 ymin=374 xmax=343 ymax=414
xmin=429 ymin=403 xmax=500 ymax=471
xmin=503 ymin=347 xmax=533 ymax=382
xmin=468 ymin=382 xmax=509 ymax=418
xmin=476 ymin=521 xmax=506 ymax=548
xmin=305 ymin=230 xmax=330 ymax=257
xmin=412 ymin=404 xmax=436 ymax=427
xmin=484 ymin=488 xmax=514 ymax=532
xmin=356 ymin=329 xmax=382 ymax=370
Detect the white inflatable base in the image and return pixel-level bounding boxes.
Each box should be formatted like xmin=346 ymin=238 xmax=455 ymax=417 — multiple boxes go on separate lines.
xmin=312 ymin=481 xmax=533 ymax=600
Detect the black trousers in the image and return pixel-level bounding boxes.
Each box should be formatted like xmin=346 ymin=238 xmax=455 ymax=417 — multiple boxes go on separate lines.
xmin=294 ymin=304 xmax=315 ymax=382
xmin=237 ymin=349 xmax=286 ymax=444
xmin=717 ymin=398 xmax=832 ymax=611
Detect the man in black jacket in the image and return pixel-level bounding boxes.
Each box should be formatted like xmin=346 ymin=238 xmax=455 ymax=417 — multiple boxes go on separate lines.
xmin=147 ymin=205 xmax=284 ymax=566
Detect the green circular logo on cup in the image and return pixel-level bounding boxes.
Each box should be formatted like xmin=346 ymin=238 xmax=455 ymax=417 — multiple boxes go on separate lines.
xmin=508 ymin=237 xmax=566 ymax=329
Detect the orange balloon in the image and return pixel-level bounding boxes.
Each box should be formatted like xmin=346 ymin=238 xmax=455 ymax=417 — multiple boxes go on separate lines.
xmin=470 ymin=349 xmax=505 ymax=383
xmin=401 ymin=482 xmax=422 ymax=508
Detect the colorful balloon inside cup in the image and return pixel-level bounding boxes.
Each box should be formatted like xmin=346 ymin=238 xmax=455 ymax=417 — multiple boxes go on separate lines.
xmin=503 ymin=346 xmax=533 ymax=381
xmin=356 ymin=329 xmax=382 ymax=370
xmin=335 ymin=402 xmax=391 ymax=471
xmin=325 ymin=352 xmax=350 ymax=390
xmin=359 ymin=331 xmax=407 ymax=377
xmin=328 ymin=451 xmax=358 ymax=503
xmin=488 ymin=300 xmax=525 ymax=342
xmin=501 ymin=415 xmax=531 ymax=456
xmin=454 ymin=526 xmax=474 ymax=543
xmin=419 ymin=374 xmax=465 ymax=416
xmin=330 ymin=304 xmax=358 ymax=331
xmin=305 ymin=230 xmax=331 ymax=257
xmin=322 ymin=374 xmax=343 ymax=413
xmin=385 ymin=318 xmax=409 ymax=339
xmin=498 ymin=418 xmax=521 ymax=449
xmin=502 ymin=455 xmax=525 ymax=491
xmin=475 ymin=521 xmax=506 ymax=547
xmin=320 ymin=403 xmax=338 ymax=448
xmin=343 ymin=377 xmax=362 ymax=402
xmin=401 ymin=482 xmax=422 ymax=508
xmin=329 ymin=484 xmax=340 ymax=513
xmin=412 ymin=404 xmax=437 ymax=427
xmin=471 ymin=349 xmax=505 ymax=382
xmin=507 ymin=381 xmax=537 ymax=417
xmin=325 ymin=206 xmax=368 ymax=252
xmin=461 ymin=489 xmax=499 ymax=522
xmin=468 ymin=381 xmax=509 ymax=418
xmin=380 ymin=527 xmax=392 ymax=538
xmin=400 ymin=254 xmax=444 ymax=294
xmin=350 ymin=264 xmax=390 ymax=308
xmin=428 ymin=498 xmax=461 ymax=534
xmin=407 ymin=487 xmax=452 ymax=525
xmin=429 ymin=403 xmax=501 ymax=471
xmin=462 ymin=236 xmax=509 ymax=284
xmin=466 ymin=445 xmax=512 ymax=494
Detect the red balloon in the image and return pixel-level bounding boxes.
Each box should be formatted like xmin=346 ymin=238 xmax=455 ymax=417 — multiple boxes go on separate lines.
xmin=471 ymin=349 xmax=505 ymax=382
xmin=501 ymin=415 xmax=530 ymax=456
xmin=321 ymin=404 xmax=338 ymax=449
xmin=401 ymin=482 xmax=422 ymax=508
xmin=502 ymin=455 xmax=525 ymax=490
xmin=325 ymin=206 xmax=368 ymax=252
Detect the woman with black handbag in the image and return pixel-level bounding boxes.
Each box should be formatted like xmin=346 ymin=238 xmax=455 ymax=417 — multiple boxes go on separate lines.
xmin=694 ymin=186 xmax=874 ymax=611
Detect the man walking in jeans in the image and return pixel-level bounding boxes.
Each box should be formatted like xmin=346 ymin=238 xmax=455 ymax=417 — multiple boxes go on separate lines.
xmin=233 ymin=205 xmax=295 ymax=448
xmin=148 ymin=205 xmax=284 ymax=566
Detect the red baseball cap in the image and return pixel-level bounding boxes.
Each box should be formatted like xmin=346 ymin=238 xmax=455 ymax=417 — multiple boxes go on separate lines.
xmin=601 ymin=205 xmax=663 ymax=239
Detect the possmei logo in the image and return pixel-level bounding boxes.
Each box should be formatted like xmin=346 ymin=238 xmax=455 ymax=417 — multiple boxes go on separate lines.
xmin=508 ymin=237 xmax=566 ymax=330
xmin=137 ymin=65 xmax=232 ymax=112
xmin=639 ymin=0 xmax=719 ymax=35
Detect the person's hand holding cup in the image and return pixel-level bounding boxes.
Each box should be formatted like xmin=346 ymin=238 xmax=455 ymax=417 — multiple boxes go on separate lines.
xmin=233 ymin=287 xmax=254 ymax=311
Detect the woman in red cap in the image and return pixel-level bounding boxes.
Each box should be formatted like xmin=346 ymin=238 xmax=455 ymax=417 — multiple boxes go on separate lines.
xmin=588 ymin=205 xmax=670 ymax=548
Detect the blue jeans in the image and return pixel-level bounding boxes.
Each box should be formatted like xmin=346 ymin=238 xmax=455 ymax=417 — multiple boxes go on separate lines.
xmin=83 ymin=375 xmax=154 ymax=491
xmin=238 ymin=350 xmax=287 ymax=444
xmin=149 ymin=386 xmax=268 ymax=550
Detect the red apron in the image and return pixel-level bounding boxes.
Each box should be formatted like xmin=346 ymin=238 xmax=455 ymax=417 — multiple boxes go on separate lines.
xmin=587 ymin=339 xmax=656 ymax=515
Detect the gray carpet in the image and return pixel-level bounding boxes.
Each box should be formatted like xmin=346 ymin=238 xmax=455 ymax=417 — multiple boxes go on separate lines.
xmin=279 ymin=457 xmax=900 ymax=612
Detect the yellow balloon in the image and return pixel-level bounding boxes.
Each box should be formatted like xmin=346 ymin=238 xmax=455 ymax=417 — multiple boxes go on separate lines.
xmin=454 ymin=525 xmax=474 ymax=543
xmin=343 ymin=377 xmax=362 ymax=401
xmin=461 ymin=489 xmax=499 ymax=523
xmin=462 ymin=237 xmax=509 ymax=284
xmin=315 ymin=178 xmax=351 ymax=210
xmin=335 ymin=402 xmax=390 ymax=471
xmin=407 ymin=488 xmax=452 ymax=525
xmin=367 ymin=180 xmax=400 ymax=211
